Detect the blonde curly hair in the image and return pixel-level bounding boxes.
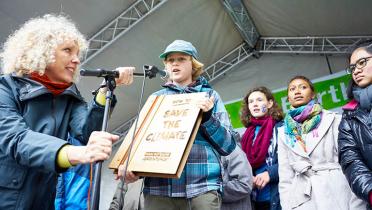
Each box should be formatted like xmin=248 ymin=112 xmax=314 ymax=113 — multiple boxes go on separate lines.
xmin=1 ymin=14 xmax=88 ymax=79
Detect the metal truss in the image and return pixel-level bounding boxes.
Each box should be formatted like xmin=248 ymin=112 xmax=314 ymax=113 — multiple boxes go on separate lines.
xmin=220 ymin=0 xmax=260 ymax=48
xmin=203 ymin=42 xmax=253 ymax=84
xmin=259 ymin=36 xmax=372 ymax=54
xmin=110 ymin=35 xmax=372 ymax=141
xmin=81 ymin=0 xmax=167 ymax=65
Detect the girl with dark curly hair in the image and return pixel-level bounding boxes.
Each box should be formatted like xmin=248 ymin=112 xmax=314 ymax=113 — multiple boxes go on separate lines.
xmin=240 ymin=86 xmax=284 ymax=210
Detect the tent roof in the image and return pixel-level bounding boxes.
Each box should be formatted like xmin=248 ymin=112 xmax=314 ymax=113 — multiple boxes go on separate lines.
xmin=245 ymin=0 xmax=372 ymax=36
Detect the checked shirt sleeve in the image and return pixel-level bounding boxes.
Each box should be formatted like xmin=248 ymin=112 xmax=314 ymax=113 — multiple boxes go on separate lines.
xmin=200 ymin=90 xmax=237 ymax=156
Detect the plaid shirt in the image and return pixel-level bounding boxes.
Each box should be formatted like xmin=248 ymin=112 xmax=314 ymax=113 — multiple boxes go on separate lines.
xmin=143 ymin=77 xmax=237 ymax=198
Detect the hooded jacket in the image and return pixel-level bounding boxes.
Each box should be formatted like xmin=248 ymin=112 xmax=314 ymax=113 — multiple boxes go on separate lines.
xmin=338 ymin=100 xmax=372 ymax=209
xmin=0 ymin=75 xmax=105 ymax=209
xmin=143 ymin=77 xmax=237 ymax=199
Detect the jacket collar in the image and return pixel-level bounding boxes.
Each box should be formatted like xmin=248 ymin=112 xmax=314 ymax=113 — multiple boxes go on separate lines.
xmin=305 ymin=110 xmax=335 ymax=156
xmin=162 ymin=76 xmax=211 ymax=93
xmin=13 ymin=75 xmax=84 ymax=102
xmin=342 ymin=99 xmax=358 ymax=111
xmin=343 ymin=104 xmax=372 ymax=128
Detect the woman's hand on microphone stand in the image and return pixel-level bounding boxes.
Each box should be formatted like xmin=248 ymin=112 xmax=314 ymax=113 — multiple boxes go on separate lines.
xmin=115 ymin=67 xmax=134 ymax=86
xmin=94 ymin=67 xmax=134 ymax=106
xmin=66 ymin=131 xmax=119 ymax=164
xmin=97 ymin=67 xmax=135 ymax=95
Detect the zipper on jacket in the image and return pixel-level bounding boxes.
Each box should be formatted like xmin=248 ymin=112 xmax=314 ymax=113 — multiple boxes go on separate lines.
xmin=52 ymin=97 xmax=57 ymax=136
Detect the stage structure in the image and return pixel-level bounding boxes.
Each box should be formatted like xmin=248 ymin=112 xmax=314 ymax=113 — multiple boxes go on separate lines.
xmin=220 ymin=0 xmax=260 ymax=48
xmin=82 ymin=0 xmax=372 ymax=154
xmin=81 ymin=0 xmax=168 ymax=65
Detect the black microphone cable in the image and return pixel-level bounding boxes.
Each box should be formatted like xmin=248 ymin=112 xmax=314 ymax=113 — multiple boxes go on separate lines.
xmin=117 ymin=65 xmax=148 ymax=209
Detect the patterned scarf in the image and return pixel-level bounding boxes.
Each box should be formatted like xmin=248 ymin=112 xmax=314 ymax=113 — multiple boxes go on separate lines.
xmin=284 ymin=100 xmax=322 ymax=152
xmin=29 ymin=72 xmax=71 ymax=96
xmin=241 ymin=116 xmax=276 ymax=169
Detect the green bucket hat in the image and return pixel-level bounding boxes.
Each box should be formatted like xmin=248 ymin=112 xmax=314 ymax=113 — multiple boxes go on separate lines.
xmin=159 ymin=40 xmax=199 ymax=60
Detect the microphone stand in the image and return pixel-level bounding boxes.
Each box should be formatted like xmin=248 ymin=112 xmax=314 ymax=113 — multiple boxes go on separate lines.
xmin=89 ymin=65 xmax=158 ymax=210
xmin=90 ymin=75 xmax=116 ymax=210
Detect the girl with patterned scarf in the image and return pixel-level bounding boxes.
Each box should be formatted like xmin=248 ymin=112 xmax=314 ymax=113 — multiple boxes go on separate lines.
xmin=277 ymin=76 xmax=364 ymax=210
xmin=240 ymin=86 xmax=284 ymax=210
xmin=338 ymin=40 xmax=372 ymax=210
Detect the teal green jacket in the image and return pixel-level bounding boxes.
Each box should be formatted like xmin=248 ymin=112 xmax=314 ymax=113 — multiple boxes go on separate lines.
xmin=0 ymin=75 xmax=106 ymax=209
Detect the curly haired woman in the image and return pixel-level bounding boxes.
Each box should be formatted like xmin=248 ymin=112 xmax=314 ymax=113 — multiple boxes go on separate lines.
xmin=0 ymin=14 xmax=134 ymax=209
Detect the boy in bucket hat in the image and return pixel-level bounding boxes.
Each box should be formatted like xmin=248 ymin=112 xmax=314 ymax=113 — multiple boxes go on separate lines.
xmin=159 ymin=40 xmax=204 ymax=82
xmin=120 ymin=40 xmax=237 ymax=210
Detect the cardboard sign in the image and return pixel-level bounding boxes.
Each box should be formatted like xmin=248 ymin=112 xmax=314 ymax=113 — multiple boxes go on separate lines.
xmin=109 ymin=92 xmax=206 ymax=178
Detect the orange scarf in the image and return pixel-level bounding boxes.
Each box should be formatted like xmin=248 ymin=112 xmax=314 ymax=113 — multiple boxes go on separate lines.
xmin=29 ymin=72 xmax=71 ymax=96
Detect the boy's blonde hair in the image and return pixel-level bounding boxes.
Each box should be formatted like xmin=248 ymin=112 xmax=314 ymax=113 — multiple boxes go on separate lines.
xmin=191 ymin=57 xmax=204 ymax=81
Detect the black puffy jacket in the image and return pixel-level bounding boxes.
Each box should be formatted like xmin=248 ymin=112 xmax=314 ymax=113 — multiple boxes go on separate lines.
xmin=338 ymin=100 xmax=372 ymax=209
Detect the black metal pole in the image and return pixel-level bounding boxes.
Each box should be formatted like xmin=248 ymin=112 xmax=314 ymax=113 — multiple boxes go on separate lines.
xmin=90 ymin=76 xmax=116 ymax=210
xmin=86 ymin=65 xmax=160 ymax=209
xmin=325 ymin=55 xmax=333 ymax=74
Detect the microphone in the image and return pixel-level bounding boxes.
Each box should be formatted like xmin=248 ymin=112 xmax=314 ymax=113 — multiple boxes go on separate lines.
xmin=80 ymin=69 xmax=119 ymax=77
xmin=80 ymin=66 xmax=168 ymax=80
xmin=143 ymin=65 xmax=168 ymax=79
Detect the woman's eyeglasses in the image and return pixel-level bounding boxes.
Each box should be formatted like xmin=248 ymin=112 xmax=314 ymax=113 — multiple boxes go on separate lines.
xmin=346 ymin=56 xmax=372 ymax=74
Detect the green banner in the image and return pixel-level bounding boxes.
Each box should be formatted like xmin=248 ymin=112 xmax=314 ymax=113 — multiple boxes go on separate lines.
xmin=225 ymin=72 xmax=352 ymax=128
